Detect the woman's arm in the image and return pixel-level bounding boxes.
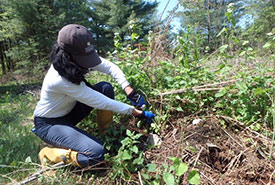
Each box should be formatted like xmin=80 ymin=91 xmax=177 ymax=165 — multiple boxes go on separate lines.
xmin=91 ymin=57 xmax=130 ymax=89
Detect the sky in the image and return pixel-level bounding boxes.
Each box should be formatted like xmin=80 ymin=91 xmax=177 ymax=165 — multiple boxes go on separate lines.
xmin=155 ymin=0 xmax=183 ymax=32
xmin=155 ymin=1 xmax=252 ymax=30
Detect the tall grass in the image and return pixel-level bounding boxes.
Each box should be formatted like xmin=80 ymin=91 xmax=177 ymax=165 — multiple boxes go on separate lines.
xmin=0 ymin=85 xmax=42 ymax=183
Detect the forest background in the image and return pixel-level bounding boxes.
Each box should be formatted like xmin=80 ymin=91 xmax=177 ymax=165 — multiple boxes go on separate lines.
xmin=0 ymin=0 xmax=274 ymax=184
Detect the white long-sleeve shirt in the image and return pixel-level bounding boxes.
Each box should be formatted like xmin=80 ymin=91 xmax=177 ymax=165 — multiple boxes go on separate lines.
xmin=34 ymin=57 xmax=133 ymax=118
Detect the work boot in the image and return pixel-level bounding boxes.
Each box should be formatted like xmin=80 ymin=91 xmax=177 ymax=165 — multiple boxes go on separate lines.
xmin=97 ymin=109 xmax=113 ymax=135
xmin=39 ymin=147 xmax=81 ymax=167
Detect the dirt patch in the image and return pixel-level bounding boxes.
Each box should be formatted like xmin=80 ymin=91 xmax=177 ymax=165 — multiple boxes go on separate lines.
xmin=143 ymin=115 xmax=275 ymax=184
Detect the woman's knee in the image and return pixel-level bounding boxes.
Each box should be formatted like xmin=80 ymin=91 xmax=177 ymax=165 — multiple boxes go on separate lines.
xmin=93 ymin=81 xmax=114 ymax=99
xmin=78 ymin=146 xmax=107 ymax=167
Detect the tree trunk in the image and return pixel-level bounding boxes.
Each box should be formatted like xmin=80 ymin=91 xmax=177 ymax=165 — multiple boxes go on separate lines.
xmin=0 ymin=42 xmax=6 ymax=74
xmin=207 ymin=0 xmax=212 ymax=50
xmin=0 ymin=56 xmax=6 ymax=75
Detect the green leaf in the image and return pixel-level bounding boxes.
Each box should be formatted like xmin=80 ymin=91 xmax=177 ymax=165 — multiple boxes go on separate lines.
xmin=142 ymin=173 xmax=150 ymax=180
xmin=163 ymin=172 xmax=175 ymax=185
xmin=176 ymin=106 xmax=183 ymax=112
xmin=126 ymin=129 xmax=132 ymax=137
xmin=10 ymin=160 xmax=18 ymax=166
xmin=165 ymin=76 xmax=174 ymax=82
xmin=162 ymin=163 xmax=169 ymax=169
xmin=235 ymin=81 xmax=248 ymax=94
xmin=242 ymin=40 xmax=249 ymax=46
xmin=215 ymin=88 xmax=227 ymax=98
xmin=219 ymin=45 xmax=228 ymax=53
xmin=121 ymin=150 xmax=132 ymax=160
xmin=232 ymin=36 xmax=240 ymax=44
xmin=133 ymin=157 xmax=144 ymax=165
xmin=225 ymin=12 xmax=233 ymax=20
xmin=130 ymin=145 xmax=138 ymax=153
xmin=247 ymin=47 xmax=253 ymax=51
xmin=239 ymin=51 xmax=246 ymax=56
xmin=152 ymin=180 xmax=160 ymax=185
xmin=121 ymin=137 xmax=131 ymax=146
xmin=133 ymin=133 xmax=143 ymax=140
xmin=187 ymin=170 xmax=201 ymax=185
xmin=216 ymin=27 xmax=227 ymax=37
xmin=188 ymin=146 xmax=197 ymax=152
xmin=175 ymin=162 xmax=188 ymax=176
xmin=25 ymin=156 xmax=32 ymax=163
xmin=169 ymin=156 xmax=177 ymax=162
xmin=263 ymin=42 xmax=271 ymax=49
xmin=147 ymin=163 xmax=157 ymax=172
xmin=254 ymin=88 xmax=265 ymax=95
xmin=131 ymin=32 xmax=139 ymax=40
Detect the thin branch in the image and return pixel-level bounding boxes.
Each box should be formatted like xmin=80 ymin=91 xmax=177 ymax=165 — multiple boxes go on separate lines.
xmin=192 ymin=147 xmax=203 ymax=168
xmin=0 ymin=174 xmax=15 ymax=184
xmin=159 ymin=80 xmax=236 ymax=96
xmin=158 ymin=0 xmax=171 ymax=24
xmin=15 ymin=162 xmax=67 ymax=185
xmin=138 ymin=171 xmax=144 ymax=185
xmin=219 ymin=115 xmax=272 ymax=141
xmin=194 ymin=79 xmax=236 ymax=89
xmin=159 ymin=87 xmax=221 ymax=96
xmin=200 ymin=172 xmax=217 ymax=185
xmin=221 ymin=127 xmax=243 ymax=147
xmin=218 ymin=115 xmax=245 ymax=127
xmin=193 ymin=87 xmax=222 ymax=91
xmin=0 ymin=165 xmax=20 ymax=168
xmin=160 ymin=88 xmax=188 ymax=96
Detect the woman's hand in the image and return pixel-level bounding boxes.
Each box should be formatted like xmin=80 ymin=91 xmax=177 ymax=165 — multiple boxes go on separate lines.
xmin=125 ymin=86 xmax=146 ymax=109
xmin=132 ymin=109 xmax=156 ymax=124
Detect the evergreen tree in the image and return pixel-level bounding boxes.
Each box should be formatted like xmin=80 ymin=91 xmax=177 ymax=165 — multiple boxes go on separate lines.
xmin=243 ymin=0 xmax=275 ymax=49
xmin=177 ymin=0 xmax=244 ymax=52
xmin=0 ymin=0 xmax=91 ymax=79
xmin=88 ymin=0 xmax=158 ymax=54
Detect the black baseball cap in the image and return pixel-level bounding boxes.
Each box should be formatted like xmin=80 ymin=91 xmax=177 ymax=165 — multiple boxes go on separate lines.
xmin=57 ymin=24 xmax=101 ymax=68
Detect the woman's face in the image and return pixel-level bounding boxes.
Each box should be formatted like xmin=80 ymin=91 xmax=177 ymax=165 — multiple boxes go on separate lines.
xmin=70 ymin=55 xmax=90 ymax=74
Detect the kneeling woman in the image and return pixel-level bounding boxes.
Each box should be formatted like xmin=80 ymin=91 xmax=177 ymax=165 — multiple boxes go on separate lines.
xmin=32 ymin=24 xmax=155 ymax=168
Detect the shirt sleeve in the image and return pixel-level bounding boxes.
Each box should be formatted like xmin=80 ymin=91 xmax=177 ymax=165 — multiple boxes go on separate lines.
xmin=55 ymin=80 xmax=134 ymax=115
xmin=91 ymin=57 xmax=130 ymax=89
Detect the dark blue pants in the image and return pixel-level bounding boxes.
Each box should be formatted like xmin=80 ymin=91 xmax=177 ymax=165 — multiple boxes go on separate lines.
xmin=33 ymin=81 xmax=114 ymax=167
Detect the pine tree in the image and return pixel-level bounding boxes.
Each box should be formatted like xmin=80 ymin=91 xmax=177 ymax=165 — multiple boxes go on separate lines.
xmin=244 ymin=0 xmax=275 ymax=48
xmin=0 ymin=0 xmax=91 ymax=79
xmin=88 ymin=0 xmax=158 ymax=54
xmin=177 ymin=0 xmax=244 ymax=52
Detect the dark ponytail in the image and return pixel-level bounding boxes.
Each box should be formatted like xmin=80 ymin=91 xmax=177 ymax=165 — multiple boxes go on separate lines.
xmin=50 ymin=43 xmax=85 ymax=84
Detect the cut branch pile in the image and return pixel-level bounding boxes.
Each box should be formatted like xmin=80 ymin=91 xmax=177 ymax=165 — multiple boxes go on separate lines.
xmin=144 ymin=115 xmax=275 ymax=184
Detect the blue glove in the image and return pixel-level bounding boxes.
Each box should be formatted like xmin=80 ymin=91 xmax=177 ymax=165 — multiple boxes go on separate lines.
xmin=141 ymin=110 xmax=156 ymax=124
xmin=127 ymin=90 xmax=146 ymax=109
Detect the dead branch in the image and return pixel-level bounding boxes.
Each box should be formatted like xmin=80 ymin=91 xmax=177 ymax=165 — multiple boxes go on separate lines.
xmin=221 ymin=127 xmax=243 ymax=147
xmin=200 ymin=172 xmax=217 ymax=185
xmin=194 ymin=80 xmax=236 ymax=89
xmin=15 ymin=162 xmax=67 ymax=185
xmin=138 ymin=171 xmax=144 ymax=185
xmin=193 ymin=147 xmax=203 ymax=168
xmin=193 ymin=87 xmax=222 ymax=91
xmin=219 ymin=115 xmax=272 ymax=142
xmin=159 ymin=80 xmax=236 ymax=96
xmin=218 ymin=115 xmax=245 ymax=127
xmin=160 ymin=88 xmax=188 ymax=96
xmin=1 ymin=174 xmax=15 ymax=184
xmin=225 ymin=150 xmax=245 ymax=174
